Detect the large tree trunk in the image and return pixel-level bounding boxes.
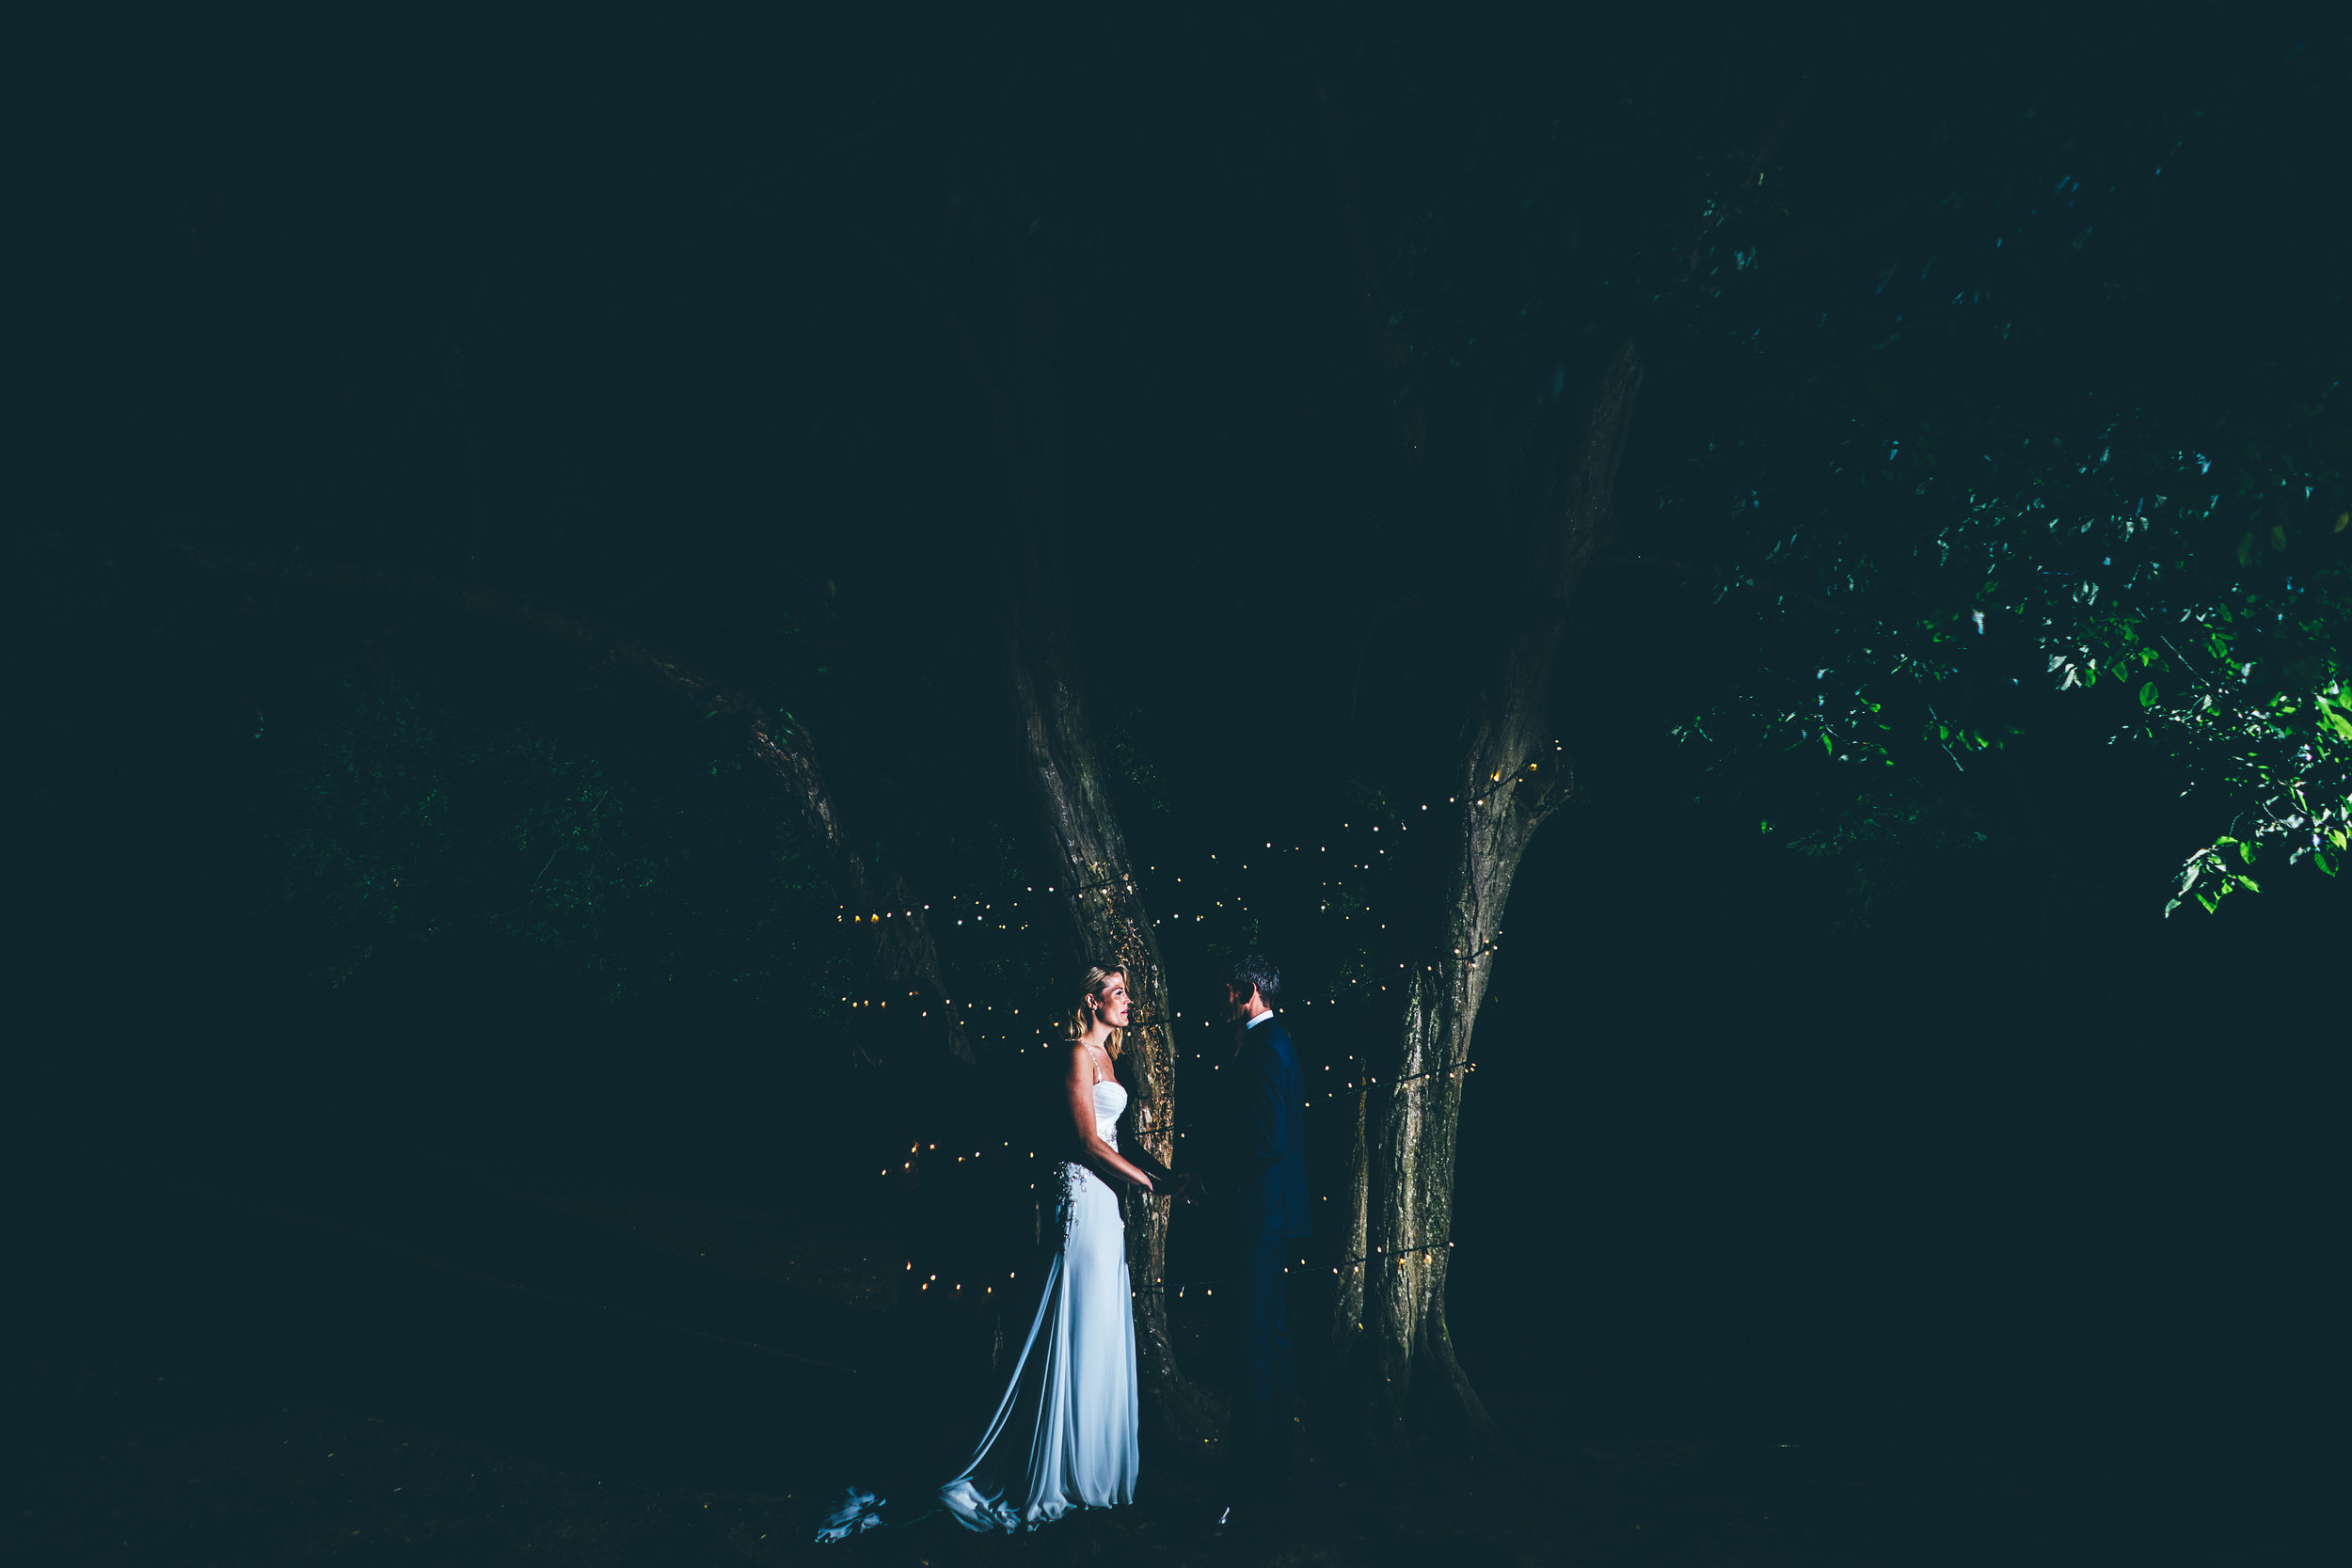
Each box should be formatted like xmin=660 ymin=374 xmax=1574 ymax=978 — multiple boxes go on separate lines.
xmin=1330 ymin=346 xmax=1644 ymax=1459
xmin=1002 ymin=606 xmax=1218 ymax=1449
xmin=850 ymin=208 xmax=1216 ymax=1445
xmin=180 ymin=549 xmax=974 ymax=1065
xmin=974 ymin=277 xmax=1221 ymax=1450
xmin=1313 ymin=71 xmax=1787 ymax=1455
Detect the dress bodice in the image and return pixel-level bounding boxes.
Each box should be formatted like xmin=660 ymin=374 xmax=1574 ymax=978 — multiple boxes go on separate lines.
xmin=1089 ymin=1079 xmax=1127 ymax=1144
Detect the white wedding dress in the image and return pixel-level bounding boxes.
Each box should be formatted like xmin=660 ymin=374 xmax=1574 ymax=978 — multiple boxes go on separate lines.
xmin=818 ymin=1079 xmax=1139 ymax=1541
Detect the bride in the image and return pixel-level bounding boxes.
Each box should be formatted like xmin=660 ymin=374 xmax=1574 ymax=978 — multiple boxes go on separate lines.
xmin=818 ymin=963 xmax=1157 ymax=1540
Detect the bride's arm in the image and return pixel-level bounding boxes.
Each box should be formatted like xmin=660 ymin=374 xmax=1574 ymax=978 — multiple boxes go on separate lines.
xmin=1122 ymin=1135 xmax=1176 ymax=1189
xmin=1064 ymin=1045 xmax=1154 ymax=1191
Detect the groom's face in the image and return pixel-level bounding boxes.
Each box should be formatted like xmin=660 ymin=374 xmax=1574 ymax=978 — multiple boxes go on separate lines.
xmin=1224 ymin=983 xmax=1254 ymax=1022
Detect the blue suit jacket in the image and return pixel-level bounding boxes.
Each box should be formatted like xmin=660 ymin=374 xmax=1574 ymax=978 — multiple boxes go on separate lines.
xmin=1211 ymin=1016 xmax=1312 ymax=1244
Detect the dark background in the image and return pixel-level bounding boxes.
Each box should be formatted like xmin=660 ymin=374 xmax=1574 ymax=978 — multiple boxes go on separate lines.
xmin=8 ymin=9 xmax=2342 ymax=1564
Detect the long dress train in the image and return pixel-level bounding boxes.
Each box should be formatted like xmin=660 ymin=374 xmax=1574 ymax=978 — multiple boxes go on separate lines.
xmin=817 ymin=1079 xmax=1139 ymax=1541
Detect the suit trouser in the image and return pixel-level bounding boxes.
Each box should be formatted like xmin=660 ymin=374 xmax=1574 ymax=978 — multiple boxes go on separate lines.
xmin=1228 ymin=1238 xmax=1294 ymax=1498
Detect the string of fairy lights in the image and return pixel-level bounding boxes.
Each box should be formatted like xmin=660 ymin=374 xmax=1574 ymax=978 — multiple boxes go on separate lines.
xmin=1152 ymin=1237 xmax=1459 ymax=1298
xmin=859 ymin=744 xmax=1558 ymax=1304
xmin=873 ymin=1052 xmax=1480 ymax=1181
xmin=831 ymin=744 xmax=1557 ymax=1040
xmin=876 ymin=1060 xmax=1482 ymax=1301
xmin=901 ymin=1238 xmax=1464 ymax=1303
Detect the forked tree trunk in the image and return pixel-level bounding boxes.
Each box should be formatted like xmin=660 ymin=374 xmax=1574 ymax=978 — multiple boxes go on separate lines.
xmin=1330 ymin=346 xmax=1644 ymax=1459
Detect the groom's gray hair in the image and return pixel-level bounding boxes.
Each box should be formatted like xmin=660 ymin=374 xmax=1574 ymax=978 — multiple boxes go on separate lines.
xmin=1228 ymin=952 xmax=1281 ymax=1007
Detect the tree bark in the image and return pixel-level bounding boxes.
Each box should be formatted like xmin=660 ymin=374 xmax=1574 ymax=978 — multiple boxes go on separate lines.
xmin=1332 ymin=347 xmax=1642 ymax=1460
xmin=1312 ymin=74 xmax=1789 ymax=1457
xmin=180 ymin=548 xmax=974 ymax=1064
xmin=1319 ymin=78 xmax=1649 ymax=1457
xmin=839 ymin=210 xmax=1216 ymax=1446
xmin=968 ymin=272 xmax=1221 ymax=1451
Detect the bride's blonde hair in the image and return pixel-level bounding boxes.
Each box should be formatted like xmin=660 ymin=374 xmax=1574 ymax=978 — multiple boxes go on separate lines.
xmin=1063 ymin=963 xmax=1125 ymax=1060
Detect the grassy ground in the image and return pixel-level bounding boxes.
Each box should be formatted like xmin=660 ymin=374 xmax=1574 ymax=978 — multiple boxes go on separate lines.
xmin=2 ymin=1140 xmax=2300 ymax=1566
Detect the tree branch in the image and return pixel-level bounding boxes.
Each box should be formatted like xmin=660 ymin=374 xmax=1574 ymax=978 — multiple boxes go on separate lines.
xmin=1676 ymin=99 xmax=1802 ymax=287
xmin=178 ymin=546 xmax=976 ymax=1065
xmin=1315 ymin=78 xmax=1426 ymax=462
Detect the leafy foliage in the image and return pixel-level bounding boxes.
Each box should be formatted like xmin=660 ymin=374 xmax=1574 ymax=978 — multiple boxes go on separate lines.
xmin=268 ymin=666 xmax=859 ymax=1014
xmin=1660 ymin=36 xmax=2350 ymax=915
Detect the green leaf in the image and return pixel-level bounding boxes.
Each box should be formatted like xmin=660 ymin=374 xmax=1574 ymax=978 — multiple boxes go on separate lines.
xmin=2137 ymin=680 xmax=2161 ymax=708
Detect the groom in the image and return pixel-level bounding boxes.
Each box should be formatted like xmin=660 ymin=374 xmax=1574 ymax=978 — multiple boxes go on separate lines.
xmin=1196 ymin=952 xmax=1310 ymax=1525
